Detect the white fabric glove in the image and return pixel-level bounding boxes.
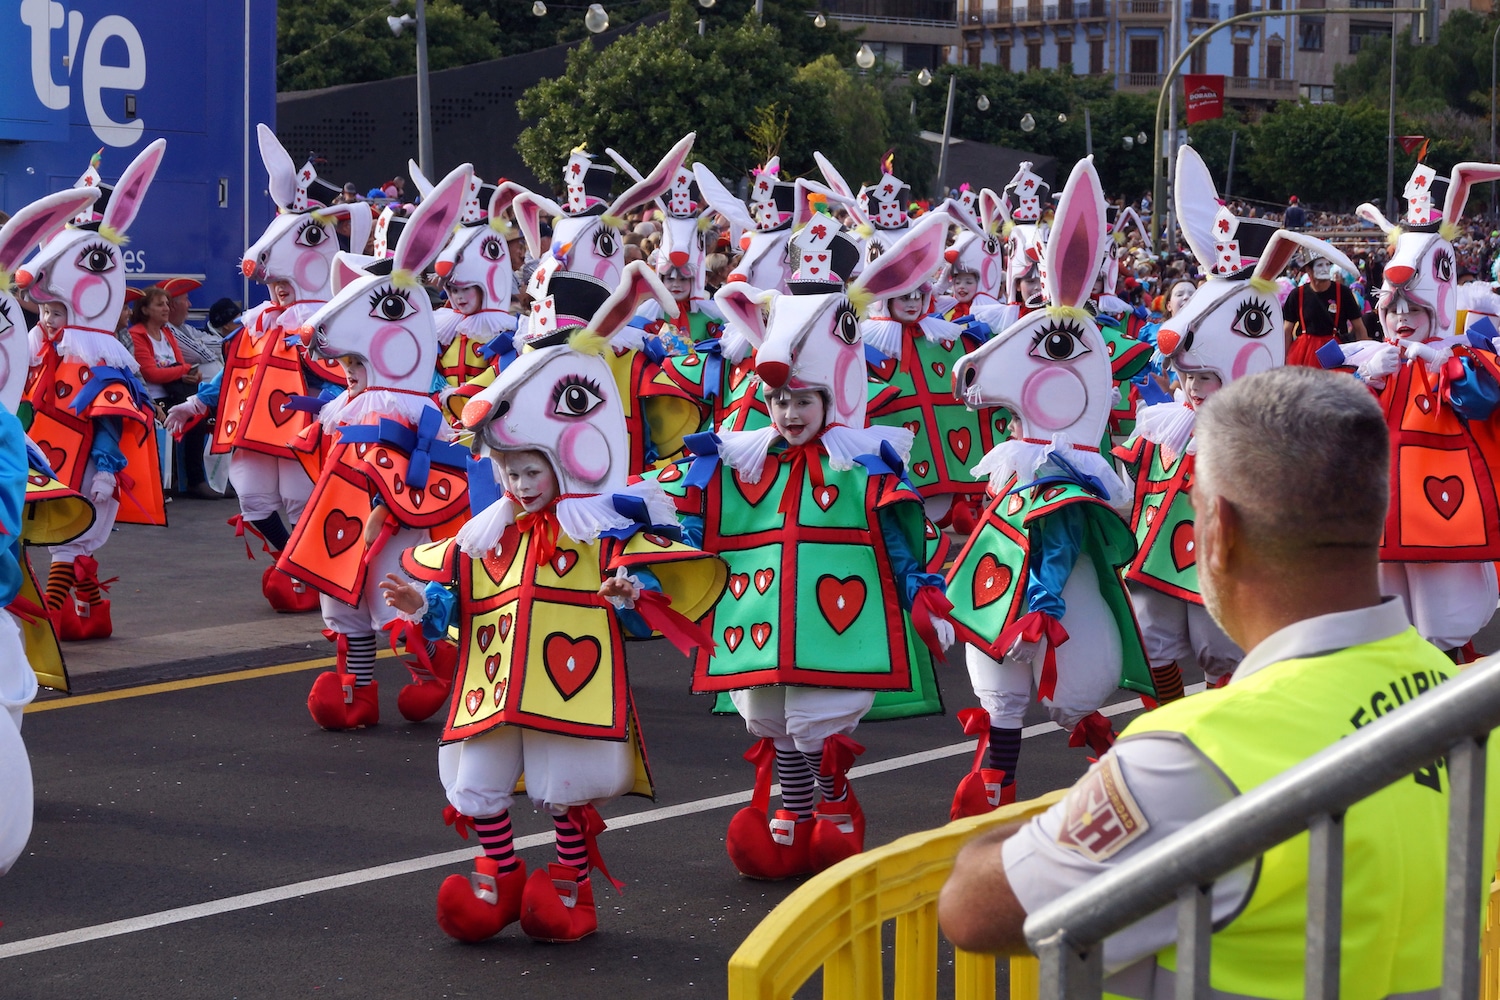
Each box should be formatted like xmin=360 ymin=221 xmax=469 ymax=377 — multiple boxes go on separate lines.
xmin=933 ymin=617 xmax=955 ymax=652
xmin=164 ymin=396 xmax=209 ymax=435
xmin=88 ymin=470 xmax=117 ymax=505
xmin=1355 ymin=343 xmax=1402 ymax=385
xmin=602 ymin=566 xmax=642 ymax=611
xmin=1007 ymin=635 xmax=1043 ymax=666
xmin=1399 ymin=338 xmax=1452 ymax=371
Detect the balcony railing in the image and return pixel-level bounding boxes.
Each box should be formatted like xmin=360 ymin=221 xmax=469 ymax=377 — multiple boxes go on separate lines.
xmin=1120 ymin=0 xmax=1167 ymax=13
xmin=1125 ymin=71 xmax=1162 ymax=87
xmin=964 ymin=0 xmax=1107 ymax=23
xmin=818 ymin=0 xmax=957 ymax=23
xmin=1227 ymin=74 xmax=1299 ymax=93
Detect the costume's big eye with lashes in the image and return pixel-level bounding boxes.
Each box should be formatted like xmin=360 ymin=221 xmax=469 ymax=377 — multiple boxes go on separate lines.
xmin=480 ymin=236 xmax=504 ymax=261
xmin=1029 ymin=322 xmax=1091 ymax=362
xmin=593 ymin=228 xmax=618 ymax=258
xmin=553 ymin=375 xmax=604 ymax=417
xmin=1434 ymin=251 xmax=1453 ymax=283
xmin=297 ymin=222 xmax=328 ymax=248
xmin=369 ymin=287 xmax=415 ymax=322
xmin=834 ymin=305 xmax=858 ymax=345
xmin=78 ymin=244 xmax=113 ymax=274
xmin=1231 ymin=300 xmax=1273 ymax=339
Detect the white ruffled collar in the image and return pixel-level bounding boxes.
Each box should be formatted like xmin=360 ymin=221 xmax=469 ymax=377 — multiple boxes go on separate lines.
xmin=712 ymin=423 xmax=915 ymax=483
xmin=454 ymin=478 xmax=679 ymax=557
xmin=862 ymin=314 xmax=965 ymax=359
xmin=971 ymin=432 xmax=1133 ymax=512
xmin=320 ymin=388 xmax=452 ymax=438
xmin=35 ymin=327 xmax=142 ymax=372
xmin=1131 ymin=395 xmax=1197 ymax=462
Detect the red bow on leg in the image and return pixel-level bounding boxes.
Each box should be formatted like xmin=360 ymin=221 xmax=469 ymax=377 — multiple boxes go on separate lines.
xmin=989 ymin=610 xmax=1070 ymax=701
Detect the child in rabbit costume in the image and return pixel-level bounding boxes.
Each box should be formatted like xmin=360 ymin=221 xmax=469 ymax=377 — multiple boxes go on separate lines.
xmin=943 ymin=158 xmax=1153 ymax=819
xmin=274 ymin=166 xmax=476 ymax=730
xmin=167 ymin=126 xmax=365 ymax=615
xmin=21 ymin=141 xmax=170 ymax=641
xmin=1337 ymin=161 xmax=1500 ymax=656
xmin=380 ymin=260 xmax=726 ymax=943
xmin=1115 ymin=147 xmax=1359 ymax=705
xmin=656 ymin=210 xmax=957 ymax=880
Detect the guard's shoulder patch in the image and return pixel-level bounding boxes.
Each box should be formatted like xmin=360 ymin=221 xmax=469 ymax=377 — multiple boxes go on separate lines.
xmin=1054 ymin=753 xmax=1151 ymax=863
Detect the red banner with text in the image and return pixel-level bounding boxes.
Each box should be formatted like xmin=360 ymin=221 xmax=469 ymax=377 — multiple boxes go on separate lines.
xmin=1183 ymin=74 xmax=1225 ymax=124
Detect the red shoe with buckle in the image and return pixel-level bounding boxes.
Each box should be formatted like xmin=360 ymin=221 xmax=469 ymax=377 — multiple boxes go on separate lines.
xmin=57 ymin=593 xmax=111 ymax=641
xmin=262 ymin=564 xmax=319 ymax=613
xmin=519 ymin=864 xmax=597 ymax=943
xmin=436 ymin=856 xmax=527 ymax=942
xmin=950 ymin=768 xmax=1016 ymax=820
xmin=726 ymin=807 xmax=815 ymax=880
xmin=397 ymin=673 xmax=452 ymax=722
xmin=1068 ymin=711 xmax=1116 ymax=756
xmin=810 ymin=788 xmax=866 ymax=872
xmin=307 ymin=672 xmax=379 ymax=730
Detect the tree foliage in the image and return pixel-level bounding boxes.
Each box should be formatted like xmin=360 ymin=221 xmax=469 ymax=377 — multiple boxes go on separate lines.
xmin=1334 ymin=10 xmax=1497 ymax=116
xmin=1242 ymin=102 xmax=1389 ymax=209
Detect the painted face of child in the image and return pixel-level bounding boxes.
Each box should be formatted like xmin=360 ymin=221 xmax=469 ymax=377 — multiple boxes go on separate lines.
xmin=1168 ymin=281 xmax=1196 ymax=317
xmin=889 ymin=288 xmax=927 ymax=323
xmin=1017 ymin=274 xmax=1044 ymax=307
xmin=340 ymin=356 xmax=368 ymax=396
xmin=950 ymin=272 xmax=979 ymax=303
xmin=39 ymin=302 xmax=67 ymax=332
xmin=449 ymin=284 xmax=482 ymax=316
xmin=269 ymin=279 xmax=297 ymax=306
xmin=501 ymin=450 xmax=559 ymax=512
xmin=1181 ymin=368 xmax=1222 ymax=409
xmin=661 ymin=269 xmax=693 ymax=301
xmin=770 ymin=389 xmax=826 ymax=447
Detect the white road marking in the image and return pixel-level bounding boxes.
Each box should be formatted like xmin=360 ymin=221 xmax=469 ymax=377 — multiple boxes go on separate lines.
xmin=0 ymin=687 xmax=1194 ymax=959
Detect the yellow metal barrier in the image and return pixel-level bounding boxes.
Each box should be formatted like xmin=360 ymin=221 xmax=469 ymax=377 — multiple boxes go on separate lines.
xmin=1483 ymin=867 xmax=1500 ymax=1000
xmin=727 ymin=790 xmax=1066 ymax=1000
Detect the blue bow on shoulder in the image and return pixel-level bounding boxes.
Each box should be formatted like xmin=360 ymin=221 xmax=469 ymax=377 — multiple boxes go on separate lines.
xmin=337 ymin=407 xmax=468 ymax=489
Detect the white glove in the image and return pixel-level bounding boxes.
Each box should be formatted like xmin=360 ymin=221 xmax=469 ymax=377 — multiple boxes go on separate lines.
xmin=1399 ymin=338 xmax=1452 ymax=371
xmin=1007 ymin=635 xmax=1043 ymax=666
xmin=933 ymin=617 xmax=955 ymax=652
xmin=1355 ymin=343 xmax=1402 ymax=384
xmin=602 ymin=566 xmax=643 ymax=610
xmin=88 ymin=470 xmax=117 ymax=505
xmin=164 ymin=396 xmax=208 ymax=435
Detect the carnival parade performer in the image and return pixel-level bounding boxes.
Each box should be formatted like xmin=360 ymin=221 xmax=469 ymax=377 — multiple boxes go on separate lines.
xmin=656 ymin=210 xmax=956 ymax=880
xmin=381 ymin=260 xmax=725 ymax=943
xmin=21 ymin=140 xmax=170 ymax=641
xmin=943 ymin=158 xmax=1153 ymax=819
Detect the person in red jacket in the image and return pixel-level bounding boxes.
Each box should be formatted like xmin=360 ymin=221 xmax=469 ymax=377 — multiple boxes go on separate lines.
xmin=127 ymin=288 xmax=213 ymax=497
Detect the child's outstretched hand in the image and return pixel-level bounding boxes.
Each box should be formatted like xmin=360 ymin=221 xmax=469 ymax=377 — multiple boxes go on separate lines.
xmin=379 ymin=572 xmax=425 ymax=614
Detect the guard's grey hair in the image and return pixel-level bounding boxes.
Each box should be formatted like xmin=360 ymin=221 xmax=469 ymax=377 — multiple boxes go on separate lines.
xmin=1195 ymin=367 xmax=1388 ymax=552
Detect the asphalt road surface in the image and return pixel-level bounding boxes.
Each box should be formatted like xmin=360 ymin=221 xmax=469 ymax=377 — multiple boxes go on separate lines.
xmin=3 ymin=501 xmax=1497 ymax=999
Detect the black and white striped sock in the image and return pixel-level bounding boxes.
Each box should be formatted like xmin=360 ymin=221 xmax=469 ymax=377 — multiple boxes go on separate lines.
xmin=345 ymin=633 xmax=378 ymax=687
xmin=776 ymin=747 xmax=816 ymax=819
xmin=806 ymin=750 xmax=848 ymax=805
xmin=474 ymin=812 xmax=519 ymax=874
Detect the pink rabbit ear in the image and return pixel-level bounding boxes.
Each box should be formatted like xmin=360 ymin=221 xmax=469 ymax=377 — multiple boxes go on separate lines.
xmin=1043 ymin=156 xmax=1106 ymax=311
xmin=1444 ymin=163 xmax=1500 ymax=225
xmin=330 ymin=252 xmax=368 ymax=296
xmin=592 ymin=260 xmax=673 ymax=340
xmin=609 ymin=132 xmax=696 ymax=217
xmin=979 ymin=188 xmax=1005 ymax=232
xmin=1254 ymin=231 xmax=1357 ymax=284
xmin=714 ymin=282 xmax=770 ymax=346
xmin=853 ymin=212 xmax=949 ymax=303
xmin=489 ymin=181 xmax=527 ymax=228
xmin=0 ymin=189 xmax=100 ymax=273
xmin=393 ymin=164 xmax=471 ymax=276
xmin=513 ymin=191 xmax=560 ymax=258
xmin=1356 ymin=203 xmax=1393 ymax=234
xmin=100 ymin=137 xmax=167 ymax=237
xmin=258 ymin=124 xmax=297 ymax=210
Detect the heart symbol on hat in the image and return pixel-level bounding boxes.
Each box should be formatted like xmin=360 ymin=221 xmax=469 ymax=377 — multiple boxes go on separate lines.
xmin=971 ymin=553 xmax=1013 ymax=609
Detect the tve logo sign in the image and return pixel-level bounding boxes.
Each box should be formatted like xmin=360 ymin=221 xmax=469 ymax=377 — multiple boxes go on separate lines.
xmin=18 ymin=0 xmax=146 ymax=147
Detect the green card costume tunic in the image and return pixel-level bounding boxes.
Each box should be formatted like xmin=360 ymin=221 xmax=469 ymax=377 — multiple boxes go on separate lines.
xmin=1113 ymin=436 xmax=1201 ymax=604
xmin=656 ymin=433 xmax=944 ymax=719
xmin=945 ymin=472 xmax=1154 ymax=698
xmin=656 ymin=346 xmax=770 ymax=436
xmin=1097 ymin=316 xmax=1155 ymax=448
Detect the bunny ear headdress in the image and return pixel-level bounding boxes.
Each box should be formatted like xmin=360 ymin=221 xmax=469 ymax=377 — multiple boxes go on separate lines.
xmin=257 ymin=124 xmax=339 ymax=212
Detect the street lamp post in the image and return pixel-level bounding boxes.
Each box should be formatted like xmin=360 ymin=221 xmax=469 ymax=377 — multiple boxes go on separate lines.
xmin=935 ymin=73 xmax=958 ymax=200
xmin=415 ymin=0 xmax=433 ymax=180
xmin=1490 ymin=23 xmax=1499 ymax=218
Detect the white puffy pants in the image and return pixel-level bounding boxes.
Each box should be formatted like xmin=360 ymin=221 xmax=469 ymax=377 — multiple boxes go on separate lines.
xmin=0 ymin=613 xmax=36 ymax=875
xmin=228 ymin=450 xmax=312 ymax=524
xmin=1129 ymin=585 xmax=1242 ymax=682
xmin=319 ymin=526 xmax=425 ymax=636
xmin=965 ymin=555 xmax=1123 ymax=730
xmin=438 ymin=725 xmax=635 ymax=818
xmin=50 ymin=457 xmax=117 ymax=561
xmin=730 ymin=685 xmax=875 ymax=754
xmin=1379 ymin=561 xmax=1498 ymax=650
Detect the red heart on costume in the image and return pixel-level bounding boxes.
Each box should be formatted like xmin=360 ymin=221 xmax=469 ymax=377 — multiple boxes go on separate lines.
xmin=39 ymin=442 xmax=67 ymax=474
xmin=493 ymin=679 xmax=507 ymax=706
xmin=323 ymin=510 xmax=362 ymax=558
xmin=1144 ymin=505 xmax=1157 ymax=527
xmin=658 ymin=464 xmax=683 ymax=483
xmin=374 ymin=449 xmax=394 ymax=469
xmin=816 ymin=575 xmax=866 ymax=634
xmin=972 ymin=554 xmax=1012 ymax=609
xmin=543 ymin=632 xmax=601 ymax=700
xmin=267 ymin=389 xmax=297 ymax=427
xmin=464 ymin=687 xmax=484 ymax=716
xmin=1171 ymin=521 xmax=1197 ymax=571
xmin=931 ymin=361 xmax=946 ymax=378
xmin=734 ymin=459 xmax=779 ymax=508
xmin=432 ymin=479 xmax=450 ymax=500
xmin=948 ymin=427 xmax=972 ymax=462
xmin=724 ymin=625 xmax=744 ymax=652
xmin=729 ymin=361 xmax=750 ymax=391
xmin=53 ymin=379 xmax=73 ymax=400
xmin=754 ymin=568 xmax=775 ymax=594
xmin=681 ymin=354 xmax=700 ymax=367
xmin=235 ymin=376 xmax=249 ymax=393
xmin=223 ymin=419 xmax=238 ymax=437
xmin=728 ymin=573 xmax=750 ymax=599
xmin=484 ymin=654 xmax=501 ymax=682
xmin=104 ymin=389 xmax=123 ymax=405
xmin=813 ymin=485 xmax=839 ymax=511
xmin=1041 ymin=486 xmax=1065 ymax=502
xmin=994 ymin=414 xmax=1009 ymax=436
xmin=1415 ymin=394 xmax=1433 ymax=414
xmin=27 ymin=472 xmax=48 ymax=487
xmin=553 ymin=549 xmax=578 ymax=576
xmin=903 ymin=420 xmax=920 ymax=434
xmin=912 ymin=461 xmax=930 ymax=478
xmin=643 ymin=533 xmax=673 ymax=548
xmin=1425 ymin=476 xmax=1464 ymax=520
xmin=750 ymin=622 xmax=773 ymax=649
xmin=477 ymin=624 xmax=497 ymax=651
xmin=1006 ymin=494 xmax=1025 ymax=516
xmin=498 ymin=613 xmax=513 ymax=642
xmin=870 ymin=357 xmax=898 ymax=382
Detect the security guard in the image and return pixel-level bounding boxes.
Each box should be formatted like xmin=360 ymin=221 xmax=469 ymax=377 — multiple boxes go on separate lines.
xmin=937 ymin=367 xmax=1500 ymax=998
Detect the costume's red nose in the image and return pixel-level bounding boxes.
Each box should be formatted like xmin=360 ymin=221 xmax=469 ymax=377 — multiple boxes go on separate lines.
xmin=1384 ymin=265 xmax=1415 ymax=286
xmin=757 ymin=360 xmax=790 ymax=389
xmin=13 ymin=270 xmax=33 ymax=289
xmin=434 ymin=260 xmax=453 ymax=277
xmin=1156 ymin=327 xmax=1181 ymax=355
xmin=669 ymin=251 xmax=689 ymax=268
xmin=240 ymin=259 xmax=256 ymax=278
xmin=944 ymin=249 xmax=959 ymax=264
xmin=727 ymin=272 xmax=747 ymax=284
